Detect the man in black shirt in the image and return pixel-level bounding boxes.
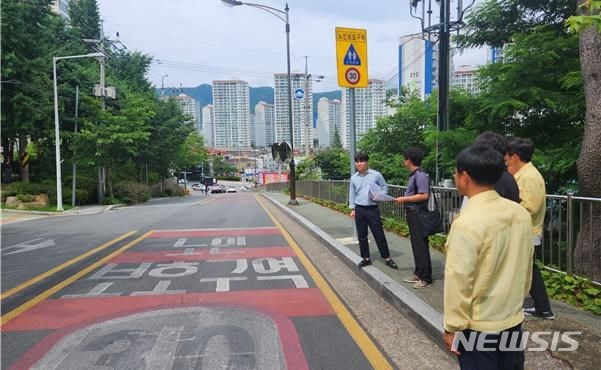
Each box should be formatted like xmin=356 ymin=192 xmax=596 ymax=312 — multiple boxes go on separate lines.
xmin=475 ymin=132 xmax=520 ymax=203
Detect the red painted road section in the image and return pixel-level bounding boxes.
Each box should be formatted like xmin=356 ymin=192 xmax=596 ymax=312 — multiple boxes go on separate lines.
xmin=5 ymin=226 xmax=337 ymax=369
xmin=110 ymin=246 xmax=295 ymax=263
xmin=3 ymin=288 xmax=333 ymax=331
xmin=10 ymin=302 xmax=311 ymax=370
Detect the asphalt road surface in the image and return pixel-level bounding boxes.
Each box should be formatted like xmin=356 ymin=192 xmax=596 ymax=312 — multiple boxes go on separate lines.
xmin=1 ymin=191 xmax=454 ymax=369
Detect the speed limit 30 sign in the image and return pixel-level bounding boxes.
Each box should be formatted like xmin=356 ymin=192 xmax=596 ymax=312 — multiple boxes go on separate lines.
xmin=345 ymin=68 xmax=360 ymax=85
xmin=335 ymin=27 xmax=368 ymax=88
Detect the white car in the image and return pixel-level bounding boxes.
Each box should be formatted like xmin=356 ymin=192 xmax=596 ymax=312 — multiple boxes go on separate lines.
xmin=226 ymin=187 xmax=237 ymax=193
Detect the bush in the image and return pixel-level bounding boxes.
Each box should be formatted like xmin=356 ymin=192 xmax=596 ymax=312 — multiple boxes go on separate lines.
xmin=2 ymin=181 xmax=43 ymax=197
xmin=62 ymin=189 xmax=90 ymax=205
xmin=16 ymin=193 xmax=34 ymax=202
xmin=163 ymin=183 xmax=185 ymax=197
xmin=216 ymin=176 xmax=241 ymax=181
xmin=102 ymin=197 xmax=120 ymax=205
xmin=113 ymin=181 xmax=151 ymax=204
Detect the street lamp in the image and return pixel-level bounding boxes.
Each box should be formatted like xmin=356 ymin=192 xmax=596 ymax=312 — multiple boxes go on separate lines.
xmin=161 ymin=74 xmax=168 ymax=97
xmin=221 ymin=0 xmax=298 ymax=205
xmin=53 ymin=52 xmax=104 ymax=211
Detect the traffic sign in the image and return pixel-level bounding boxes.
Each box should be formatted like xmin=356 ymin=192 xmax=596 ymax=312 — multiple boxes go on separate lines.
xmin=345 ymin=68 xmax=360 ymax=85
xmin=294 ymin=88 xmax=305 ymax=100
xmin=335 ymin=27 xmax=368 ymax=88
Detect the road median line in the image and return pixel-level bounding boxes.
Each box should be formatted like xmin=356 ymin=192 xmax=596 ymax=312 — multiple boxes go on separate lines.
xmin=1 ymin=231 xmax=136 ymax=300
xmin=255 ymin=195 xmax=393 ymax=370
xmin=1 ymin=230 xmax=154 ymax=325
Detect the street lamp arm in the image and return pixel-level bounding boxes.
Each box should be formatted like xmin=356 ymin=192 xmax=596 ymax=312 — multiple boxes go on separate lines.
xmin=244 ymin=3 xmax=287 ymax=23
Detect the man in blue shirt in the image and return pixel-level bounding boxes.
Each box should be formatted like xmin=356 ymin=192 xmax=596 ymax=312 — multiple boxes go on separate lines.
xmin=394 ymin=148 xmax=432 ymax=288
xmin=349 ymin=152 xmax=398 ymax=269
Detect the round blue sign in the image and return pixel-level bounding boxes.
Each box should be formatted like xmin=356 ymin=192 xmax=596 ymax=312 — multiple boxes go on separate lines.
xmin=294 ymin=88 xmax=305 ymax=100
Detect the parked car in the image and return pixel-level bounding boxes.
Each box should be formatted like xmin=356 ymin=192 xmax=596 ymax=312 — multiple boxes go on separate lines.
xmin=191 ymin=183 xmax=203 ymax=191
xmin=210 ymin=185 xmax=225 ymax=193
xmin=226 ymin=187 xmax=237 ymax=193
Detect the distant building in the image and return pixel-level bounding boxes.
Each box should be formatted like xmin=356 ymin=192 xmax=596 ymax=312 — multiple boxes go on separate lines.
xmin=398 ymin=33 xmax=454 ymax=100
xmin=212 ymin=80 xmax=251 ymax=148
xmin=255 ymin=101 xmax=275 ymax=148
xmin=398 ymin=34 xmax=437 ymax=100
xmin=274 ymin=73 xmax=313 ymax=150
xmin=341 ymin=79 xmax=386 ymax=149
xmin=52 ymin=0 xmax=70 ymax=19
xmin=487 ymin=46 xmax=504 ymax=63
xmin=317 ymin=97 xmax=342 ymax=148
xmin=201 ymin=104 xmax=214 ymax=147
xmin=452 ymin=65 xmax=480 ymax=94
xmin=165 ymin=93 xmax=201 ymax=132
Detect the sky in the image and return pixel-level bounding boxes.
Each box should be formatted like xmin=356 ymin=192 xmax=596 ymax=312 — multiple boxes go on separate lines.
xmin=98 ymin=0 xmax=486 ymax=92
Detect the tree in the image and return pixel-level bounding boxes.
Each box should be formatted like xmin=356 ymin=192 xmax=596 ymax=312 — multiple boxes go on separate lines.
xmin=332 ymin=126 xmax=343 ymax=149
xmin=456 ymin=0 xmax=576 ymax=48
xmin=176 ymin=132 xmax=208 ymax=170
xmin=68 ymin=0 xmax=101 ymax=39
xmin=1 ymin=0 xmax=60 ymax=182
xmin=315 ymin=148 xmax=349 ymax=180
xmin=566 ymin=0 xmax=601 ymax=281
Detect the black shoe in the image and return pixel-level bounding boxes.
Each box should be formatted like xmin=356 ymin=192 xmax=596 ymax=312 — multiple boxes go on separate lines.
xmin=385 ymin=259 xmax=398 ymax=269
xmin=358 ymin=259 xmax=372 ymax=269
xmin=523 ymin=307 xmax=555 ymax=320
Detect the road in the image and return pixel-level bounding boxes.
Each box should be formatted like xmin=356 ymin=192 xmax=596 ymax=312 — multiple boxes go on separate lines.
xmin=1 ymin=190 xmax=454 ymax=369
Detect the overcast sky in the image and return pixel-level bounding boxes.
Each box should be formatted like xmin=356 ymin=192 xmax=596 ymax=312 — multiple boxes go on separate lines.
xmin=98 ymin=0 xmax=486 ymax=92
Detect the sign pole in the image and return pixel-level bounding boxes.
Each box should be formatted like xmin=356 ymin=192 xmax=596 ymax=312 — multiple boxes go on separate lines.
xmin=349 ymin=87 xmax=359 ymax=241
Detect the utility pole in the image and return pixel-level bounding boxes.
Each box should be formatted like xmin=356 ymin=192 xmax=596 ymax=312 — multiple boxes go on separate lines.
xmin=410 ymin=0 xmax=474 ymax=182
xmin=72 ymin=86 xmax=79 ymax=206
xmin=304 ymin=56 xmax=310 ymax=158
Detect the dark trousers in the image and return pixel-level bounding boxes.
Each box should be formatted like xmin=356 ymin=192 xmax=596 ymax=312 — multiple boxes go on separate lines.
xmin=457 ymin=324 xmax=524 ymax=370
xmin=530 ymin=250 xmax=552 ymax=313
xmin=406 ymin=210 xmax=432 ymax=283
xmin=354 ymin=205 xmax=390 ymax=259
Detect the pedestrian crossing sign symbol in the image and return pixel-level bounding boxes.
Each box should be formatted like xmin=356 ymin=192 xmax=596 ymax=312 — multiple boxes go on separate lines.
xmin=335 ymin=27 xmax=368 ymax=88
xmin=343 ymin=44 xmax=361 ymax=66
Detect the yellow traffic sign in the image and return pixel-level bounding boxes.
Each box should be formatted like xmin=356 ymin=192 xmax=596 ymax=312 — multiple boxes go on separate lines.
xmin=335 ymin=27 xmax=368 ymax=88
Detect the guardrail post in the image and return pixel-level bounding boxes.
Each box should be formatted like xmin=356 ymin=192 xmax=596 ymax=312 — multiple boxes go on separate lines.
xmin=567 ymin=192 xmax=574 ymax=275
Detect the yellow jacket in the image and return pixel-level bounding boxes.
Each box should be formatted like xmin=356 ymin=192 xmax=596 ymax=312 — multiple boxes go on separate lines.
xmin=514 ymin=162 xmax=546 ymax=239
xmin=444 ymin=190 xmax=533 ymax=333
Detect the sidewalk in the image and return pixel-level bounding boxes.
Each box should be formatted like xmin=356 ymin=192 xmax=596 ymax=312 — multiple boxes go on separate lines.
xmin=0 ymin=204 xmax=116 ymax=225
xmin=263 ymin=192 xmax=600 ymax=369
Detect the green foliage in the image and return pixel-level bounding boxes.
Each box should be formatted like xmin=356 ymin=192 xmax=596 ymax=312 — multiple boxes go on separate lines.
xmin=113 ymin=181 xmax=151 ymax=204
xmin=315 ymin=149 xmax=349 ymax=180
xmin=422 ymin=128 xmax=478 ymax=180
xmin=209 ymin=155 xmax=237 ymax=177
xmin=566 ymin=1 xmax=601 ymax=33
xmin=216 ymin=176 xmax=241 ymax=181
xmin=16 ymin=193 xmax=34 ymax=203
xmin=456 ymin=0 xmax=576 ymax=49
xmin=332 ymin=126 xmax=343 ymax=149
xmin=295 ymin=158 xmax=321 ymax=180
xmin=176 ymin=132 xmax=208 ymax=170
xmin=540 ymin=262 xmax=601 ymax=315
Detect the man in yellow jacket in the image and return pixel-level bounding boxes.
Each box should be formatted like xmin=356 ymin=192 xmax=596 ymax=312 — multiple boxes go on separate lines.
xmin=506 ymin=137 xmax=554 ymax=320
xmin=443 ymin=144 xmax=533 ymax=369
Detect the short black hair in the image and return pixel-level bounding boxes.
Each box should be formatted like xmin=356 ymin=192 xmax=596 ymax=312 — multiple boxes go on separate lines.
xmin=456 ymin=144 xmax=504 ymax=186
xmin=354 ymin=152 xmax=369 ymax=162
xmin=475 ymin=131 xmax=509 ymax=156
xmin=508 ymin=137 xmax=535 ymax=162
xmin=403 ymin=147 xmax=424 ymax=166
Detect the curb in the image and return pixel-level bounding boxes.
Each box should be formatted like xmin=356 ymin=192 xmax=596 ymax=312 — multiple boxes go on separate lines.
xmin=260 ymin=193 xmax=450 ymax=356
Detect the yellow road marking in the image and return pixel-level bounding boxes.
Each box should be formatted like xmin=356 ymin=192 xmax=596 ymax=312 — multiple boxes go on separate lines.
xmin=194 ymin=196 xmax=218 ymax=205
xmin=255 ymin=195 xmax=393 ymax=370
xmin=1 ymin=230 xmax=154 ymax=325
xmin=1 ymin=231 xmax=136 ymax=300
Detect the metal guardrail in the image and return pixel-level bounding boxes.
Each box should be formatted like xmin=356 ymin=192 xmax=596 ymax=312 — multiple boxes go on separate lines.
xmin=262 ymin=180 xmax=601 ymax=284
